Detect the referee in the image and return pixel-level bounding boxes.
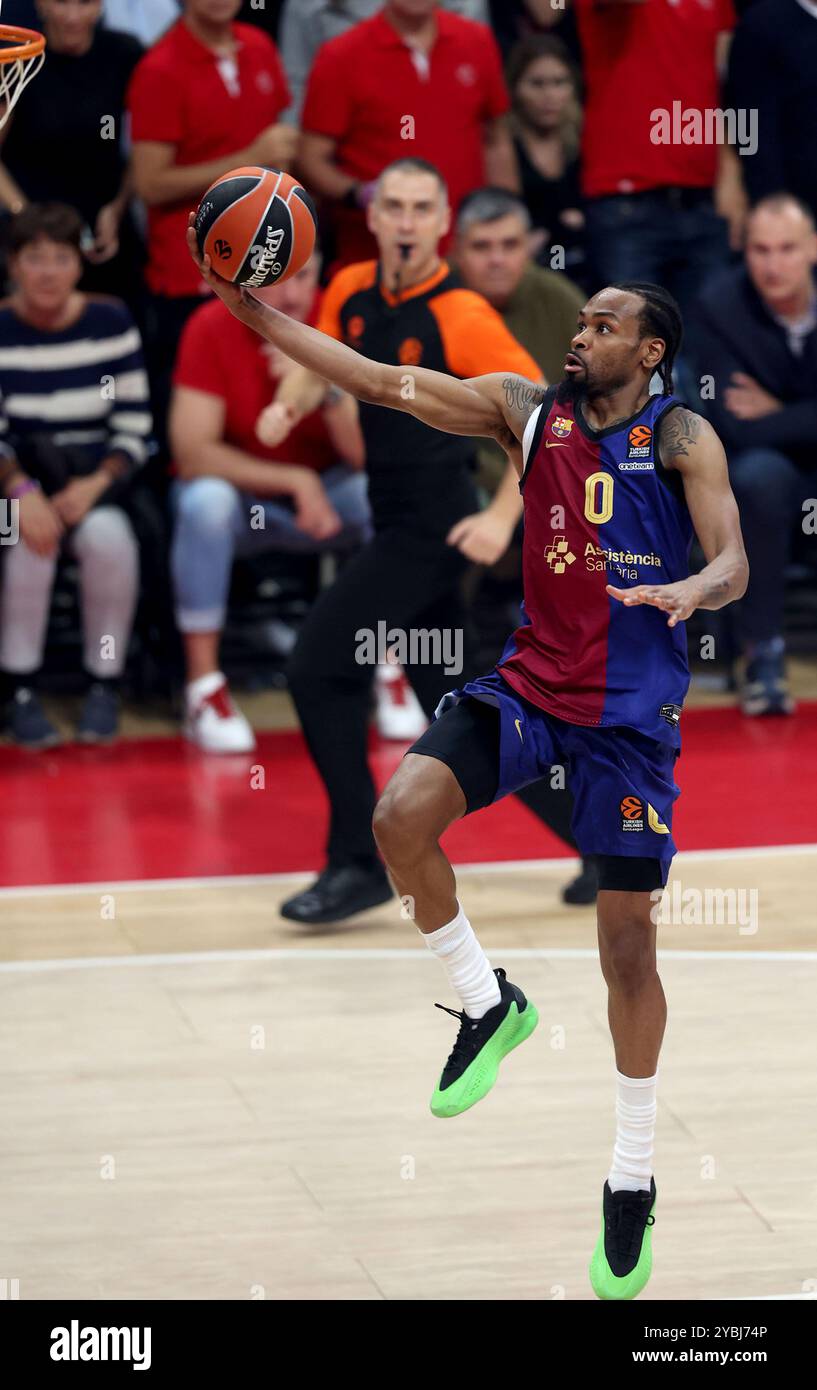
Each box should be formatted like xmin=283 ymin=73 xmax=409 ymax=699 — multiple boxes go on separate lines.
xmin=265 ymin=158 xmax=541 ymax=923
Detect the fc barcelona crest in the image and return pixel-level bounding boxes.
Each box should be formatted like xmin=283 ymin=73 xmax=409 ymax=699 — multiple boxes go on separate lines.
xmin=551 ymin=416 xmax=573 ymax=438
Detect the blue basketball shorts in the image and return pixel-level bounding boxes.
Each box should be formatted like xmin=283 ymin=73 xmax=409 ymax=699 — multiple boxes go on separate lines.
xmin=408 ymin=670 xmax=681 ymax=890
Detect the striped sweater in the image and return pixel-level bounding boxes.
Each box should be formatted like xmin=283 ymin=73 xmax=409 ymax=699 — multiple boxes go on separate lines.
xmin=0 ymin=296 xmax=152 ymax=474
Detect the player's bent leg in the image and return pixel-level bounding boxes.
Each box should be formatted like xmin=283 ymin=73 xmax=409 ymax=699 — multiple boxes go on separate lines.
xmin=373 ymin=705 xmax=539 ymax=1118
xmin=373 ymin=752 xmax=465 ymax=929
xmin=590 ymin=862 xmax=665 ymax=1300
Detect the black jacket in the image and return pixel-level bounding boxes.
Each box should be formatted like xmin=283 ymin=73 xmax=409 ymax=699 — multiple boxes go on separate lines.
xmin=727 ymin=0 xmax=817 ymax=219
xmin=687 ymin=265 xmax=817 ymax=471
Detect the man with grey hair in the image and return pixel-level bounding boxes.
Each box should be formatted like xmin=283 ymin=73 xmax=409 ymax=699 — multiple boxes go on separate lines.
xmin=456 ymin=187 xmax=585 ymax=388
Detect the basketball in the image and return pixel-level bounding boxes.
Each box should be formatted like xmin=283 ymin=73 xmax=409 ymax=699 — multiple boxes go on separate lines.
xmin=194 ymin=166 xmax=318 ymax=291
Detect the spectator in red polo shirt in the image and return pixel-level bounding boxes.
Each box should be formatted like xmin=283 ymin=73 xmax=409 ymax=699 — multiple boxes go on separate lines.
xmin=574 ymin=0 xmax=745 ymax=317
xmin=299 ymin=0 xmax=519 ymax=270
xmin=168 ymin=254 xmax=371 ymax=753
xmin=127 ymin=0 xmax=295 ymax=458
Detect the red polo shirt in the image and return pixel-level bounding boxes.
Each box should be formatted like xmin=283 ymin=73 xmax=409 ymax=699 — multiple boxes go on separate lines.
xmin=172 ymin=297 xmax=337 ymax=474
xmin=575 ymin=0 xmax=736 ymax=198
xmin=127 ymin=20 xmax=290 ymax=297
xmin=301 ymin=8 xmax=509 ymax=265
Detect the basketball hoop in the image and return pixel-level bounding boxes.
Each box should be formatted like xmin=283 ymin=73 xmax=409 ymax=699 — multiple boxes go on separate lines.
xmin=0 ymin=24 xmax=45 ymax=130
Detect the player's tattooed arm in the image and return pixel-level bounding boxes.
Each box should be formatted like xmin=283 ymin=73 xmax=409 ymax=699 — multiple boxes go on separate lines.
xmin=188 ymin=217 xmax=542 ymax=444
xmin=497 ymin=375 xmax=549 ymax=448
xmin=658 ymin=406 xmax=703 ymax=467
xmin=373 ymin=369 xmax=548 ymax=450
xmin=609 ymin=410 xmax=748 ymax=624
xmin=621 ymin=409 xmax=748 ymax=619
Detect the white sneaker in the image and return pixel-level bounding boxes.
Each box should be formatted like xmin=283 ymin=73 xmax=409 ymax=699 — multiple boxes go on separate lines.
xmin=183 ymin=672 xmax=256 ymax=753
xmin=374 ymin=663 xmax=427 ymax=741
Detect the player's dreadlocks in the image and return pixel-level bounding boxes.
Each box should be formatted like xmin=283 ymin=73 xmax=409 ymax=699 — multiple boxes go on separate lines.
xmin=611 ymin=282 xmax=683 ymax=395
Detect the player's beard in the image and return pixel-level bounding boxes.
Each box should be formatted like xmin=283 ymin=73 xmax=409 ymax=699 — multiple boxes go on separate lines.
xmin=556 ymin=362 xmax=636 ymax=408
xmin=555 ymin=374 xmax=588 ymax=406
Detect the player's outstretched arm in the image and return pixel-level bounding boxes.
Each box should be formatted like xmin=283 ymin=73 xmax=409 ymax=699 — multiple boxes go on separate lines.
xmin=187 ymin=219 xmax=545 ymax=448
xmin=607 ymin=408 xmax=749 ymax=627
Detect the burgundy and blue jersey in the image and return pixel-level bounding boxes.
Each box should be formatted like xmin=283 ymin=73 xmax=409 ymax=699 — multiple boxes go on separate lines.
xmin=497 ymin=387 xmax=694 ymax=746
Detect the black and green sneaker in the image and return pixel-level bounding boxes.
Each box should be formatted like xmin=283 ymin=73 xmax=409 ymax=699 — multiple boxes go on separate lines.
xmin=590 ymin=1177 xmax=656 ymax=1300
xmin=430 ymin=968 xmax=539 ymax=1119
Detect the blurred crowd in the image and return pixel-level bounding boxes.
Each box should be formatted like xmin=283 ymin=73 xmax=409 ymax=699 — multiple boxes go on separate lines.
xmin=0 ymin=0 xmax=815 ymax=754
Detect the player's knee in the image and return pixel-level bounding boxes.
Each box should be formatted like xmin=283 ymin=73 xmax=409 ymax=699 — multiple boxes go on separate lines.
xmin=373 ymin=783 xmax=418 ymax=865
xmin=598 ymin=919 xmax=656 ymax=994
xmin=373 ymin=776 xmax=439 ymax=867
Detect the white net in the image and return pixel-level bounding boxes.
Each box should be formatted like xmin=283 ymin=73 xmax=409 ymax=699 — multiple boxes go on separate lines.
xmin=0 ymin=25 xmax=45 ymax=131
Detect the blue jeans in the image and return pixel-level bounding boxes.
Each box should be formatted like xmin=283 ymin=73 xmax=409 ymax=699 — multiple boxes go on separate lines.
xmin=171 ymin=467 xmax=372 ymax=633
xmin=584 ymin=189 xmax=730 ymax=316
xmin=728 ymin=448 xmax=817 ymax=648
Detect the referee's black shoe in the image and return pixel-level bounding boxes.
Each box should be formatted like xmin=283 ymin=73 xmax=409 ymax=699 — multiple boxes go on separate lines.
xmin=562 ymin=857 xmax=598 ymax=906
xmin=279 ymin=864 xmax=393 ymax=924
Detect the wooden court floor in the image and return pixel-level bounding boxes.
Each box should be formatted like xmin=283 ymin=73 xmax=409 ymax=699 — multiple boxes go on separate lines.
xmin=1 ymin=848 xmax=815 ymax=1302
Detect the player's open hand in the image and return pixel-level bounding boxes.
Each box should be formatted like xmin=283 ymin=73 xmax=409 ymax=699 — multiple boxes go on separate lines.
xmin=606 ymin=579 xmax=702 ymax=628
xmin=186 ymin=212 xmax=258 ymax=322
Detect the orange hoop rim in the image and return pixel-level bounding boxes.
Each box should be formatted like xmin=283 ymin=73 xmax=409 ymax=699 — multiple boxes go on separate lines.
xmin=0 ymin=25 xmax=46 ymax=63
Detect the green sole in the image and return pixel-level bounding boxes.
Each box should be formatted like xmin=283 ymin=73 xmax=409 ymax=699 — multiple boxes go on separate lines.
xmin=589 ymin=1196 xmax=656 ymax=1300
xmin=430 ymin=999 xmax=539 ymax=1118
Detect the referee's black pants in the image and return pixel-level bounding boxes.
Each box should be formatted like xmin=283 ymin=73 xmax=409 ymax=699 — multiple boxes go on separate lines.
xmin=287 ymin=520 xmax=580 ymax=871
xmin=287 ymin=523 xmax=472 ymax=869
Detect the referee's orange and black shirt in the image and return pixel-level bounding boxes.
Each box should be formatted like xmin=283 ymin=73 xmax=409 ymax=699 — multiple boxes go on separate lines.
xmin=317 ymin=259 xmax=542 ymax=532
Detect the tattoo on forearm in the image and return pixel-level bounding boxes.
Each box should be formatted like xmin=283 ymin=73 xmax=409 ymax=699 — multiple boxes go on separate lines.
xmin=661 ymin=407 xmax=701 ymax=462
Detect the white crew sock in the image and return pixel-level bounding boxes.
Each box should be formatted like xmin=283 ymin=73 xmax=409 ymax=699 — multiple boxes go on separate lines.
xmin=422 ymin=900 xmax=501 ymax=1019
xmin=608 ymin=1069 xmax=658 ymax=1193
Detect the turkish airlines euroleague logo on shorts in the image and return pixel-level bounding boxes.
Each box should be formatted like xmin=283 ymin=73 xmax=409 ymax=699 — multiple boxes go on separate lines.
xmin=621 ymin=795 xmax=644 ymax=832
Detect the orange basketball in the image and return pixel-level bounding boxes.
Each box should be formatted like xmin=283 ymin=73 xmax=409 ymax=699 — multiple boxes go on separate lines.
xmin=194 ymin=166 xmax=317 ymax=291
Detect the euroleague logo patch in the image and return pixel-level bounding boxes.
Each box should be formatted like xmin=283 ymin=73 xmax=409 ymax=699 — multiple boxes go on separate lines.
xmin=620 ymin=423 xmax=653 ymax=469
xmin=620 ymin=795 xmax=644 ymax=832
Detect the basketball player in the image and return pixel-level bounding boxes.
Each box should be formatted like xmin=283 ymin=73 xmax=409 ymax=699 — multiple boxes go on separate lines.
xmin=189 ymin=222 xmax=749 ymax=1298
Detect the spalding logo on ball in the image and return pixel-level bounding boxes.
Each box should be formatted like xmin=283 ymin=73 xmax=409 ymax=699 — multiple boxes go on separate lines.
xmin=195 ymin=167 xmax=318 ymax=290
